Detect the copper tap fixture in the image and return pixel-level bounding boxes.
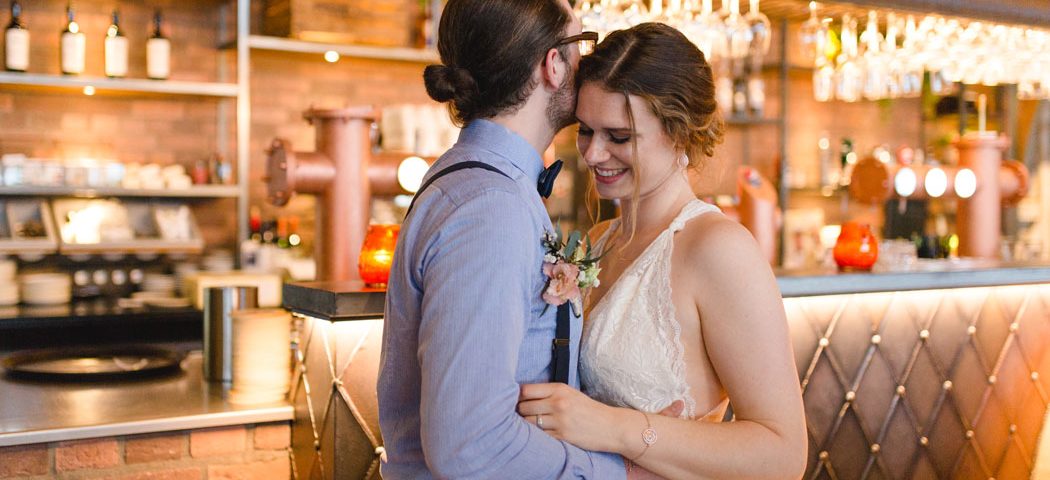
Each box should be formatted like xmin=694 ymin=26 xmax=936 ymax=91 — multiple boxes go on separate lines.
xmin=264 ymin=107 xmax=427 ymax=281
xmin=848 ymin=133 xmax=1029 ymax=259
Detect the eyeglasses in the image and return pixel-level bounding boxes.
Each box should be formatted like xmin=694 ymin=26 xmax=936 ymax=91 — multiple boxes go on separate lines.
xmin=554 ymin=31 xmax=598 ymax=55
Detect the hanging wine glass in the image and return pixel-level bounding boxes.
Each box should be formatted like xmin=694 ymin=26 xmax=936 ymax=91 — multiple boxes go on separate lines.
xmin=813 ymin=17 xmax=835 ymax=101
xmin=898 ymin=15 xmax=923 ymax=97
xmin=835 ymin=14 xmax=863 ymax=102
xmin=723 ymin=0 xmax=753 ymax=68
xmin=858 ymin=11 xmax=887 ymax=100
xmin=683 ymin=0 xmax=728 ymax=63
xmin=575 ymin=0 xmax=606 ymax=39
xmin=882 ymin=13 xmax=902 ymax=98
xmin=743 ymin=0 xmax=770 ymax=115
xmin=602 ymin=0 xmax=649 ymax=33
xmin=797 ymin=1 xmax=821 ymax=66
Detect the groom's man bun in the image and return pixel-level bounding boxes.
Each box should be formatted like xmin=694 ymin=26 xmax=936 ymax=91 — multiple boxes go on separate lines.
xmin=424 ymin=0 xmax=572 ymax=126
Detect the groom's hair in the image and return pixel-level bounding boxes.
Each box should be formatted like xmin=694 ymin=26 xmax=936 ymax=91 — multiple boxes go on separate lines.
xmin=422 ymin=0 xmax=572 ymax=125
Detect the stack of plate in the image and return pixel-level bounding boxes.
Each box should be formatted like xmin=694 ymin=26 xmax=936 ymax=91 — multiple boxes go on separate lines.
xmin=202 ymin=250 xmax=235 ymax=273
xmin=20 ymin=273 xmax=71 ymax=305
xmin=228 ymin=308 xmax=291 ymax=405
xmin=141 ymin=273 xmax=176 ymax=296
xmin=173 ymin=263 xmax=199 ymax=296
xmin=0 ymin=259 xmax=17 ymax=305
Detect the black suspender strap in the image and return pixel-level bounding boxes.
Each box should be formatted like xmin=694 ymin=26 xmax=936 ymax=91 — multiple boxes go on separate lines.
xmin=551 ymin=304 xmax=572 ymax=384
xmin=405 ymin=160 xmax=572 ymax=385
xmin=404 ymin=161 xmax=511 ymax=217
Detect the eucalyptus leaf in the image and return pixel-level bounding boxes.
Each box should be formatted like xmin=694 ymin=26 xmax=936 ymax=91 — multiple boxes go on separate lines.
xmin=563 ymin=231 xmax=581 ymax=258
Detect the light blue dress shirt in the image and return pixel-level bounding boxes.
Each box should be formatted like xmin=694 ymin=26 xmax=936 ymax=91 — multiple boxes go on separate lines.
xmin=378 ymin=119 xmax=626 ymax=479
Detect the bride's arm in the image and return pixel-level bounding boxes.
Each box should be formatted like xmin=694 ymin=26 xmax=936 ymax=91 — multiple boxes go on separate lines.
xmin=620 ymin=217 xmax=806 ymax=479
xmin=518 ymin=216 xmax=806 ymax=480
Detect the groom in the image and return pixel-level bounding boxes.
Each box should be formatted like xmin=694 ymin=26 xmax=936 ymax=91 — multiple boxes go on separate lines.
xmin=376 ymin=0 xmax=625 ymax=477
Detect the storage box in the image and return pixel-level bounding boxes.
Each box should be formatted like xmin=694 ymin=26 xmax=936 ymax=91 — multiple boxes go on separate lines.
xmin=262 ymin=0 xmax=422 ymax=47
xmin=0 ymin=199 xmax=59 ymax=254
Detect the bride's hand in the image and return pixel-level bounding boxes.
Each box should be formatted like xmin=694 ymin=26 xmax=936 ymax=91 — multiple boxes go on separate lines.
xmin=518 ymin=383 xmax=622 ymax=452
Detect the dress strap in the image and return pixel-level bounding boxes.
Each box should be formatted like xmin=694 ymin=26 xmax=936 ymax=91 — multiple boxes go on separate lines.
xmin=668 ymin=199 xmax=720 ymax=233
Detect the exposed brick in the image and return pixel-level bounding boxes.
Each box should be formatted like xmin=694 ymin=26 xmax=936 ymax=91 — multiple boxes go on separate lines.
xmin=103 ymin=467 xmax=203 ymax=480
xmin=253 ymin=423 xmax=291 ymax=450
xmin=189 ymin=426 xmax=246 ymax=458
xmin=125 ymin=432 xmax=184 ymax=464
xmin=0 ymin=443 xmax=49 ymax=478
xmin=55 ymin=438 xmax=120 ymax=472
xmin=207 ymin=457 xmax=290 ymax=480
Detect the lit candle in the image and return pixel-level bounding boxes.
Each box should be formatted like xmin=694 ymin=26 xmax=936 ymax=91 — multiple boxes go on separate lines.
xmin=358 ymin=224 xmax=400 ymax=287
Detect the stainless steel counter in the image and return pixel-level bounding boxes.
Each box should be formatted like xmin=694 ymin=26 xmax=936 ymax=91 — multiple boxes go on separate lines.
xmin=776 ymin=260 xmax=1050 ymax=297
xmin=0 ymin=351 xmax=293 ymax=447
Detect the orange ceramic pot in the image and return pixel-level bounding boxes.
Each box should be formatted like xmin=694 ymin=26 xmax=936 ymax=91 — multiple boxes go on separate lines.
xmin=833 ymin=222 xmax=878 ymax=271
xmin=358 ymin=224 xmax=400 ymax=287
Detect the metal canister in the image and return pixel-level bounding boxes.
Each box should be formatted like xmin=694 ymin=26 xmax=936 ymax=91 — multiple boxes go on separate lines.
xmin=203 ymin=286 xmax=258 ymax=382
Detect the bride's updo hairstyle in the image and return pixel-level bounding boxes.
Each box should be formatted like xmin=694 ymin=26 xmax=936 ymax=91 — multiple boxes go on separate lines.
xmin=577 ymin=22 xmax=724 ymax=167
xmin=423 ymin=0 xmax=572 ymax=126
xmin=578 ymin=22 xmax=724 ymax=245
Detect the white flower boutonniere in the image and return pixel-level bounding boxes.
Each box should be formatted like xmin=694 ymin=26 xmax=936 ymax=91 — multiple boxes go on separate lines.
xmin=541 ymin=225 xmax=603 ymax=316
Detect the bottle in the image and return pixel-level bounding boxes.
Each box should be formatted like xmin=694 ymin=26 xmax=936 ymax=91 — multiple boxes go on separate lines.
xmin=838 ymin=138 xmax=855 ymax=187
xmin=818 ymin=131 xmax=838 ymax=194
xmin=4 ymin=1 xmax=28 ymax=72
xmin=146 ymin=9 xmax=169 ymax=80
xmin=104 ymin=10 xmax=127 ymax=78
xmin=276 ymin=217 xmax=290 ymax=249
xmin=59 ymin=3 xmax=85 ymax=75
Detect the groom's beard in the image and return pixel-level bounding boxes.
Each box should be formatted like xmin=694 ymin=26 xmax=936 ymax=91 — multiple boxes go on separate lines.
xmin=546 ymin=67 xmax=577 ymax=131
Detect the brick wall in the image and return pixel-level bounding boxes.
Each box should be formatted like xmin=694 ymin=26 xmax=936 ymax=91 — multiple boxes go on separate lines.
xmin=0 ymin=422 xmax=291 ymax=480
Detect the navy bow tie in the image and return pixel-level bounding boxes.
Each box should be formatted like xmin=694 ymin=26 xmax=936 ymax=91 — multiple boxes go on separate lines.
xmin=537 ymin=159 xmax=563 ymax=198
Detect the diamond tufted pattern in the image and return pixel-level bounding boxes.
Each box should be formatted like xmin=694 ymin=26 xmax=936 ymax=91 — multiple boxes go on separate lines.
xmin=785 ymin=284 xmax=1050 ymax=479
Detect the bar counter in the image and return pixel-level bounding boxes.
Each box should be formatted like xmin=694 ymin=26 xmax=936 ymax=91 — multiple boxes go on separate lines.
xmin=0 ymin=351 xmax=293 ymax=447
xmin=283 ymin=260 xmax=1050 ymax=479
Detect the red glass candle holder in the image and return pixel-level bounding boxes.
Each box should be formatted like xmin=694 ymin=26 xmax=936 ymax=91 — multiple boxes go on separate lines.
xmin=833 ymin=221 xmax=879 ymax=271
xmin=358 ymin=224 xmax=399 ymax=287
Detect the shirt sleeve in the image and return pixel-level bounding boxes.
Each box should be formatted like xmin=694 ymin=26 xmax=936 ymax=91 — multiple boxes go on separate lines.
xmin=416 ymin=189 xmax=625 ymax=480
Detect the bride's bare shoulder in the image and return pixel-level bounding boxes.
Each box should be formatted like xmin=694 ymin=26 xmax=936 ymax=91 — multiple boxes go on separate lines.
xmin=678 ymin=213 xmax=766 ymax=274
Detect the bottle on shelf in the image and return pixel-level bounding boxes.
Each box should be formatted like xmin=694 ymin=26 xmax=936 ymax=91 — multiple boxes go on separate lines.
xmin=4 ymin=0 xmax=28 ymax=72
xmin=146 ymin=9 xmax=170 ymax=80
xmin=59 ymin=2 xmax=85 ymax=75
xmin=276 ymin=217 xmax=289 ymax=249
xmin=104 ymin=10 xmax=128 ymax=78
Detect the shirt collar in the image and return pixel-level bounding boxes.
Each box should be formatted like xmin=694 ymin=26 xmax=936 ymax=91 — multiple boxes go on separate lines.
xmin=457 ymin=119 xmax=544 ymax=185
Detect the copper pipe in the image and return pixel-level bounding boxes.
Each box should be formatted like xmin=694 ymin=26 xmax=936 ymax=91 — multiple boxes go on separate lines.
xmin=306 ymin=107 xmax=375 ymax=282
xmin=956 ymin=133 xmax=1010 ymax=259
xmin=266 ymin=107 xmax=376 ymax=282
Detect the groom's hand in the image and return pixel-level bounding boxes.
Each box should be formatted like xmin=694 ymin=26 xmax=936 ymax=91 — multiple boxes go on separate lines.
xmin=657 ymin=400 xmax=684 ymax=418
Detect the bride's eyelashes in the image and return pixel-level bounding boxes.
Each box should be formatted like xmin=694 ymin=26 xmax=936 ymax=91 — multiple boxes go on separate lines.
xmin=577 ymin=125 xmax=631 ymax=145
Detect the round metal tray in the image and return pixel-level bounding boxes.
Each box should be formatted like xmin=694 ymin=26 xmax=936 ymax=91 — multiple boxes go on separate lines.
xmin=2 ymin=345 xmax=184 ymax=381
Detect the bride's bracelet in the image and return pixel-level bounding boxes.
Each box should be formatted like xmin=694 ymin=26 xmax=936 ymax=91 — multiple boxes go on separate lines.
xmin=630 ymin=411 xmax=658 ymax=463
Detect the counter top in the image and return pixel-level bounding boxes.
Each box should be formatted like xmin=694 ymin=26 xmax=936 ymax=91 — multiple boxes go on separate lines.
xmin=776 ymin=260 xmax=1050 ymax=297
xmin=284 ymin=261 xmax=1050 ymax=320
xmin=0 ymin=351 xmax=293 ymax=447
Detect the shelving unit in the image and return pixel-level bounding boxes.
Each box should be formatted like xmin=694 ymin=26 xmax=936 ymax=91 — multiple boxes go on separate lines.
xmin=0 ymin=185 xmax=241 ymax=199
xmin=0 ymin=72 xmax=238 ymax=97
xmin=244 ymin=35 xmax=438 ymax=63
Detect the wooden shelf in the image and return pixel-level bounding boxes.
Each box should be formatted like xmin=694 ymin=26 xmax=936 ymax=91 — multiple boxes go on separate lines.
xmin=725 ymin=116 xmax=782 ymax=126
xmin=0 ymin=185 xmax=241 ymax=199
xmin=245 ymin=35 xmax=439 ymax=63
xmin=0 ymin=72 xmax=239 ymax=98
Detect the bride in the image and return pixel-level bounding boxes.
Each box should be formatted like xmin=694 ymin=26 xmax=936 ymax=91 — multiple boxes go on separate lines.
xmin=517 ymin=23 xmax=807 ymax=478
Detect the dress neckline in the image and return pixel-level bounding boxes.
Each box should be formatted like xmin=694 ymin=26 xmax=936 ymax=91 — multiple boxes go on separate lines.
xmin=585 ymin=199 xmax=715 ymax=316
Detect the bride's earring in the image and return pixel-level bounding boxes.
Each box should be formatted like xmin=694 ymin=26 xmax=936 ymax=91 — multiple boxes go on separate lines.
xmin=677 ymin=154 xmax=689 ymax=169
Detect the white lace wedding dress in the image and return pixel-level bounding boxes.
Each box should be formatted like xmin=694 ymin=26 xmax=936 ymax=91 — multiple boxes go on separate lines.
xmin=580 ymin=199 xmax=729 ymax=421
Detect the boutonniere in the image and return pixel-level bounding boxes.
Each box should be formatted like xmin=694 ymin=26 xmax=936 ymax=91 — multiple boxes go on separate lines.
xmin=541 ymin=225 xmax=602 ymax=316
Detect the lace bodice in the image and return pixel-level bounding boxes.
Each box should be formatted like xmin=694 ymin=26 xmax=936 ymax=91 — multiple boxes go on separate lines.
xmin=580 ymin=199 xmax=726 ymax=420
